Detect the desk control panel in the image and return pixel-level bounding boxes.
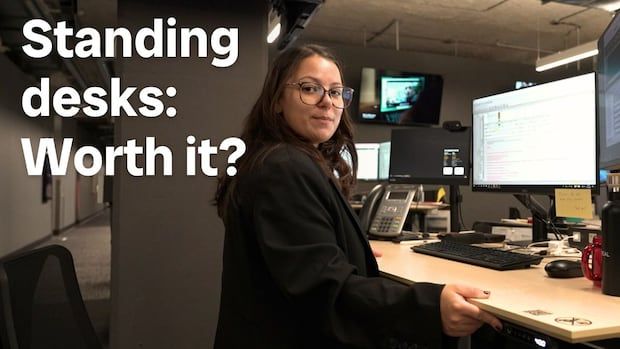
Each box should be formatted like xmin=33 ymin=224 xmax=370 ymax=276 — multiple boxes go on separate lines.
xmin=369 ymin=184 xmax=415 ymax=238
xmin=501 ymin=322 xmax=558 ymax=349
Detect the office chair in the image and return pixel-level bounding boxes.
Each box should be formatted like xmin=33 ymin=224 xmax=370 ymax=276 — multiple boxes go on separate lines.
xmin=0 ymin=245 xmax=102 ymax=349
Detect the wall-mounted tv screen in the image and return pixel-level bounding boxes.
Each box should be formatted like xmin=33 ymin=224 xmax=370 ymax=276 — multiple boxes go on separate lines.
xmin=358 ymin=67 xmax=443 ymax=126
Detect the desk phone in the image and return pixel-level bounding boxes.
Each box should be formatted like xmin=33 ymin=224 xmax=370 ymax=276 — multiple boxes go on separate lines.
xmin=368 ymin=184 xmax=416 ymax=238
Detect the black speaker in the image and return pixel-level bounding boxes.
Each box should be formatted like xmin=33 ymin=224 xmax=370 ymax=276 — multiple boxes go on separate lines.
xmin=442 ymin=120 xmax=464 ymax=131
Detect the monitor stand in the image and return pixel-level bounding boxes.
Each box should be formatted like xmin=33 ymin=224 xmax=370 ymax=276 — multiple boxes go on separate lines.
xmin=450 ymin=185 xmax=461 ymax=232
xmin=513 ymin=194 xmax=549 ymax=242
xmin=531 ymin=215 xmax=548 ymax=242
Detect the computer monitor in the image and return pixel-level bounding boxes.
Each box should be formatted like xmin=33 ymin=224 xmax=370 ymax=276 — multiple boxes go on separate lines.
xmin=358 ymin=67 xmax=443 ymax=126
xmin=378 ymin=141 xmax=391 ymax=180
xmin=598 ymin=13 xmax=620 ymax=171
xmin=472 ymin=73 xmax=598 ymax=194
xmin=388 ymin=127 xmax=471 ymax=185
xmin=355 ymin=143 xmax=379 ymax=180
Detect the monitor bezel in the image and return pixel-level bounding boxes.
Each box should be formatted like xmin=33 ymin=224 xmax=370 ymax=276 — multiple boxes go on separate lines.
xmin=598 ymin=13 xmax=620 ymax=171
xmin=471 ymin=73 xmax=600 ymax=195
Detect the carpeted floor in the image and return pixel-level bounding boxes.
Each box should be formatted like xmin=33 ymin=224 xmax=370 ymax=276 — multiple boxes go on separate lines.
xmin=37 ymin=208 xmax=112 ymax=348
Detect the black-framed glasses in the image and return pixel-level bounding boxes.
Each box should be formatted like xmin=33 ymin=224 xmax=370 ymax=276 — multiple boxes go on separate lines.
xmin=286 ymin=81 xmax=354 ymax=109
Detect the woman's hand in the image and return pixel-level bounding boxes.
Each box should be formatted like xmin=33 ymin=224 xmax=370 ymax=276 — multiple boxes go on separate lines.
xmin=440 ymin=284 xmax=503 ymax=337
xmin=371 ymin=248 xmax=382 ymax=258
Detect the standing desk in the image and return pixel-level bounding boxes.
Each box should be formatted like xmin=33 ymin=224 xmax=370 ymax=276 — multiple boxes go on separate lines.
xmin=370 ymin=241 xmax=620 ymax=345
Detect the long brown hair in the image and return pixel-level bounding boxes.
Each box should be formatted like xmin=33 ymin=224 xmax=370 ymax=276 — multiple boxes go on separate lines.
xmin=214 ymin=44 xmax=357 ymax=218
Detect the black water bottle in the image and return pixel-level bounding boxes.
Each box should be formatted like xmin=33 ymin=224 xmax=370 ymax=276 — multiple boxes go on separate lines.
xmin=602 ymin=173 xmax=620 ymax=296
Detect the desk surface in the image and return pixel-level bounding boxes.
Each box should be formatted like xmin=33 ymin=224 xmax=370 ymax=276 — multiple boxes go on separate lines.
xmin=349 ymin=202 xmax=448 ymax=211
xmin=370 ymin=240 xmax=620 ymax=343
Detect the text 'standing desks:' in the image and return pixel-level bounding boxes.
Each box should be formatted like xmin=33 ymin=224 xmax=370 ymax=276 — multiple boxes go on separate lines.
xmin=370 ymin=241 xmax=620 ymax=344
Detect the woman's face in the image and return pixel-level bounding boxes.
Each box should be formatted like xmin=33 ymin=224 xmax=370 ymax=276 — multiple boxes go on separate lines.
xmin=277 ymin=55 xmax=344 ymax=146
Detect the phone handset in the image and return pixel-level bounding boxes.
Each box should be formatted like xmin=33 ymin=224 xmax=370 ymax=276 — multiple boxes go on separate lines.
xmin=367 ymin=184 xmax=416 ymax=238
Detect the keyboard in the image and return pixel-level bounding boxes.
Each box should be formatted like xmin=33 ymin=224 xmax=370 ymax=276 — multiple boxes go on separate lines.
xmin=411 ymin=241 xmax=543 ymax=271
xmin=438 ymin=232 xmax=505 ymax=244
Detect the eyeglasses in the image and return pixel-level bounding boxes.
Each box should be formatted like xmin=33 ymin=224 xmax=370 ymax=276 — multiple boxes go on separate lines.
xmin=286 ymin=81 xmax=354 ymax=109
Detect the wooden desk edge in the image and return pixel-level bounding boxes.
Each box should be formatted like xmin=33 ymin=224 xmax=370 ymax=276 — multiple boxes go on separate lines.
xmin=350 ymin=202 xmax=448 ymax=210
xmin=379 ymin=270 xmax=620 ymax=344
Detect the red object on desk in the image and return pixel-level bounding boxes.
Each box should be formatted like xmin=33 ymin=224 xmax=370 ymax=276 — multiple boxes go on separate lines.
xmin=582 ymin=235 xmax=603 ymax=287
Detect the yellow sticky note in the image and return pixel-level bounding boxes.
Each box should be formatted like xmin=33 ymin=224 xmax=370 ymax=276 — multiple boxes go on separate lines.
xmin=436 ymin=187 xmax=446 ymax=202
xmin=554 ymin=189 xmax=593 ymax=219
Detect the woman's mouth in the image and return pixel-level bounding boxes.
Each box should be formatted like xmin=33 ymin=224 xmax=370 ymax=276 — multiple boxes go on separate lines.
xmin=312 ymin=116 xmax=333 ymax=122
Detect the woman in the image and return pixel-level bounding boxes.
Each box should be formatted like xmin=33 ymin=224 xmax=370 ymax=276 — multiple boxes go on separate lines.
xmin=214 ymin=44 xmax=501 ymax=348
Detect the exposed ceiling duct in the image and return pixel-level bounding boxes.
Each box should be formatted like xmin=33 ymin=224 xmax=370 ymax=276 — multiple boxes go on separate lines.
xmin=0 ymin=0 xmax=114 ymax=146
xmin=0 ymin=0 xmax=113 ymax=90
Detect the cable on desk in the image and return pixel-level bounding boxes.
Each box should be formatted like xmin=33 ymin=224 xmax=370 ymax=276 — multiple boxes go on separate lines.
xmin=547 ymin=220 xmax=564 ymax=240
xmin=503 ymin=238 xmax=582 ymax=257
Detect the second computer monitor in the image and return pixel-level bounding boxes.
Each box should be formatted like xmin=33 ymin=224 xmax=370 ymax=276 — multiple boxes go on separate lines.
xmin=354 ymin=142 xmax=391 ymax=181
xmin=355 ymin=143 xmax=380 ymax=180
xmin=389 ymin=127 xmax=471 ymax=185
xmin=471 ymin=73 xmax=597 ymax=193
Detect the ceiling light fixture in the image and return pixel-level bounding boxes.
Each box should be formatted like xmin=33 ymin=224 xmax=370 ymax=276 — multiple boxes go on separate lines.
xmin=267 ymin=22 xmax=281 ymax=43
xmin=535 ymin=40 xmax=598 ymax=72
xmin=267 ymin=9 xmax=281 ymax=44
xmin=598 ymin=1 xmax=620 ymax=12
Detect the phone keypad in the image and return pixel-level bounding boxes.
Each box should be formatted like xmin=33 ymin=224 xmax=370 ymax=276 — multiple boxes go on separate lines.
xmin=371 ymin=216 xmax=402 ymax=233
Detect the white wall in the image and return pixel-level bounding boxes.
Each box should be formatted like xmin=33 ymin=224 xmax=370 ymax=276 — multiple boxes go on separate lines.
xmin=0 ymin=55 xmax=53 ymax=256
xmin=0 ymin=53 xmax=106 ymax=257
xmin=78 ymin=171 xmax=105 ymax=221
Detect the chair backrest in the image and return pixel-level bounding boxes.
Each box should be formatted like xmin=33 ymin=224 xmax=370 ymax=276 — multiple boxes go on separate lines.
xmin=0 ymin=245 xmax=101 ymax=349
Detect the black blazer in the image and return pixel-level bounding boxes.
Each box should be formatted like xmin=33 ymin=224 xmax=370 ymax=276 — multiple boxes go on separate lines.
xmin=215 ymin=145 xmax=453 ymax=349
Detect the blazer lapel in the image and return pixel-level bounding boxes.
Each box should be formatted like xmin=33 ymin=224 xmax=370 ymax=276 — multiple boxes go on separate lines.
xmin=328 ymin=178 xmax=381 ymax=275
xmin=328 ymin=179 xmax=367 ymax=243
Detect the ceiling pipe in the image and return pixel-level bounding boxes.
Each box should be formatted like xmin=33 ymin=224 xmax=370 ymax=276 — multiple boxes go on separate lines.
xmin=553 ymin=7 xmax=590 ymax=22
xmin=362 ymin=27 xmax=367 ymax=47
xmin=395 ymin=20 xmax=399 ymax=51
xmin=496 ymin=41 xmax=554 ymax=53
xmin=482 ymin=0 xmax=510 ymax=12
xmin=365 ymin=19 xmax=398 ymax=44
xmin=356 ymin=17 xmax=557 ymax=60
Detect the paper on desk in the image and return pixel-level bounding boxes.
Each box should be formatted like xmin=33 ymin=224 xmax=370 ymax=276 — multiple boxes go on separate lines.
xmin=554 ymin=188 xmax=593 ymax=219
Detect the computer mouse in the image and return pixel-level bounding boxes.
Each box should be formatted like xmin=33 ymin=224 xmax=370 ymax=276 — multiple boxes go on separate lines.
xmin=544 ymin=260 xmax=583 ymax=278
